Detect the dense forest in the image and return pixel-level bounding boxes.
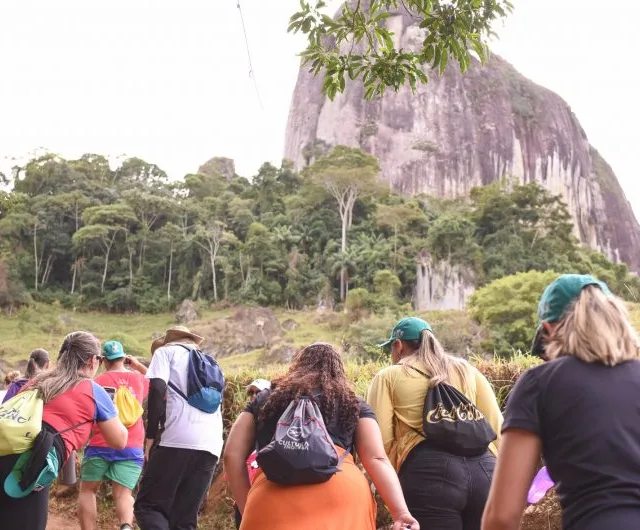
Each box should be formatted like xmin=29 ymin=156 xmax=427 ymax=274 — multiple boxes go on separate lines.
xmin=0 ymin=145 xmax=637 ymax=313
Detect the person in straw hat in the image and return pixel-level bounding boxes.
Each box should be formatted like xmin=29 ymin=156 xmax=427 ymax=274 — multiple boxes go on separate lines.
xmin=134 ymin=326 xmax=223 ymax=530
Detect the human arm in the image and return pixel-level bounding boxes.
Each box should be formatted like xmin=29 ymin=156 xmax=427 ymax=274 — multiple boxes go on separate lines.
xmin=126 ymin=355 xmax=147 ymax=375
xmin=474 ymin=369 xmax=504 ymax=451
xmin=481 ymin=368 xmax=543 ymax=530
xmin=145 ymin=378 xmax=167 ymax=459
xmin=366 ymin=372 xmax=394 ymax=454
xmin=223 ymin=412 xmax=256 ymax=514
xmin=92 ymin=383 xmax=128 ymax=449
xmin=144 ymin=349 xmax=170 ymax=459
xmin=481 ymin=429 xmax=541 ymax=530
xmin=355 ymin=417 xmax=419 ymax=530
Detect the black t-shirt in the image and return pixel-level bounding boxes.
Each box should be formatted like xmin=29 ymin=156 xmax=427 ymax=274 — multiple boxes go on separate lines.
xmin=504 ymin=356 xmax=640 ymax=529
xmin=244 ymin=389 xmax=377 ymax=453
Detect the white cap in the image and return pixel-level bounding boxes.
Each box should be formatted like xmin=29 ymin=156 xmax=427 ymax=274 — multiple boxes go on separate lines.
xmin=246 ymin=379 xmax=271 ymax=392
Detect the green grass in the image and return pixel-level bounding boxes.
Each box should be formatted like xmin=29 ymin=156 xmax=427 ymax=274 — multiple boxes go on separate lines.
xmin=0 ymin=303 xmax=230 ymax=367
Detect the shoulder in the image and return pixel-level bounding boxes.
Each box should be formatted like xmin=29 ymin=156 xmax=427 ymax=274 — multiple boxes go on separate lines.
xmin=373 ymin=364 xmax=412 ymax=381
xmin=357 ymin=398 xmax=377 ymax=421
xmin=244 ymin=389 xmax=271 ymax=416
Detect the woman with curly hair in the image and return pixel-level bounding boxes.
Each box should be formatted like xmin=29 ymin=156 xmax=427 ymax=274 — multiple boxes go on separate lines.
xmin=482 ymin=274 xmax=640 ymax=530
xmin=224 ymin=342 xmax=419 ymax=530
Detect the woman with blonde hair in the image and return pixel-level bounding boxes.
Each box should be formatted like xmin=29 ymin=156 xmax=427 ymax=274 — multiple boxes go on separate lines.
xmin=368 ymin=317 xmax=503 ymax=530
xmin=482 ymin=274 xmax=640 ymax=530
xmin=0 ymin=331 xmax=128 ymax=530
xmin=224 ymin=342 xmax=419 ymax=530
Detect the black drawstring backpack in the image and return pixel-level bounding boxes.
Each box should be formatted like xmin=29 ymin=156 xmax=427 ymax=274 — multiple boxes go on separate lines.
xmin=409 ymin=366 xmax=496 ymax=457
xmin=256 ymin=396 xmax=349 ymax=485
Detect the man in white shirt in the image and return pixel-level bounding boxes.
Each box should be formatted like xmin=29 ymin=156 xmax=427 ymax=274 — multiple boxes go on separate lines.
xmin=134 ymin=326 xmax=223 ymax=530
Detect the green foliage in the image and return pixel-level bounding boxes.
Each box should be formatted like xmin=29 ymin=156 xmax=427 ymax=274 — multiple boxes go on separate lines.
xmin=0 ymin=149 xmax=635 ymax=319
xmin=288 ymin=0 xmax=513 ymax=100
xmin=468 ymin=270 xmax=560 ymax=355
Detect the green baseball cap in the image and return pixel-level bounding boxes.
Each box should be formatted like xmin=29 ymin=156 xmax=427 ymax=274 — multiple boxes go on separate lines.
xmin=102 ymin=340 xmax=125 ymax=361
xmin=4 ymin=446 xmax=59 ymax=498
xmin=378 ymin=317 xmax=433 ymax=351
xmin=531 ymin=274 xmax=612 ymax=357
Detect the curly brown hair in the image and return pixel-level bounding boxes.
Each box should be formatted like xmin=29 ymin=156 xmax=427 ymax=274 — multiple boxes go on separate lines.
xmin=259 ymin=342 xmax=360 ymax=433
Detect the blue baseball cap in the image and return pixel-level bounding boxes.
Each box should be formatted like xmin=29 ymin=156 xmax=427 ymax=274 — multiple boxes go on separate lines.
xmin=102 ymin=340 xmax=125 ymax=361
xmin=4 ymin=446 xmax=59 ymax=498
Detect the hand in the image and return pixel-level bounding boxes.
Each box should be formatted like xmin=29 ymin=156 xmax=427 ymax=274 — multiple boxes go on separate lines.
xmin=126 ymin=355 xmax=147 ymax=374
xmin=144 ymin=438 xmax=154 ymax=463
xmin=392 ymin=511 xmax=419 ymax=530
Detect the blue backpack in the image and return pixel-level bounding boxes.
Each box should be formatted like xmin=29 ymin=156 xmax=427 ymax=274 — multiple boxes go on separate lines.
xmin=168 ymin=345 xmax=225 ymax=414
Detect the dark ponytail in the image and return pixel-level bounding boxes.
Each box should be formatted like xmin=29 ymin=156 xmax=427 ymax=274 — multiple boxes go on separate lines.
xmin=26 ymin=348 xmax=50 ymax=378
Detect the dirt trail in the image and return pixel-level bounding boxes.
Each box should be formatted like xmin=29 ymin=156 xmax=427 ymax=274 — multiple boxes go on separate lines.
xmin=47 ymin=513 xmax=81 ymax=530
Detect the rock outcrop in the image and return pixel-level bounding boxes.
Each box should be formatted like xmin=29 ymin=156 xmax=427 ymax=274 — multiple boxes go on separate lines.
xmin=283 ymin=4 xmax=640 ymax=272
xmin=415 ymin=252 xmax=474 ymax=311
xmin=197 ymin=157 xmax=236 ymax=180
xmin=175 ymin=299 xmax=199 ymax=324
xmin=191 ymin=306 xmax=283 ymax=358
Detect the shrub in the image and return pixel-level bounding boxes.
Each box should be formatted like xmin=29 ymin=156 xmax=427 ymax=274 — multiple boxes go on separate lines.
xmin=468 ymin=270 xmax=558 ymax=356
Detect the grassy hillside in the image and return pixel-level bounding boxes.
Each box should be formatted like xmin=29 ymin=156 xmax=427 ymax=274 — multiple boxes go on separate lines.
xmin=0 ymin=303 xmax=486 ymax=374
xmin=3 ymin=301 xmax=639 ymax=374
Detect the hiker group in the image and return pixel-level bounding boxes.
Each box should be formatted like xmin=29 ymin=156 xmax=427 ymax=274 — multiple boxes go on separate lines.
xmin=1 ymin=272 xmax=640 ymax=530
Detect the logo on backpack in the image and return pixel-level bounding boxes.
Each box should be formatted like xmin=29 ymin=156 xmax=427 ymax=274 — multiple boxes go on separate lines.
xmin=257 ymin=396 xmax=349 ymax=485
xmin=168 ymin=345 xmax=225 ymax=414
xmin=0 ymin=389 xmax=44 ymax=456
xmin=409 ymin=365 xmax=496 ymax=457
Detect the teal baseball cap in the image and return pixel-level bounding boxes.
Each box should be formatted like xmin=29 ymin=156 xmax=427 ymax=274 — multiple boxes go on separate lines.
xmin=379 ymin=317 xmax=433 ymax=351
xmin=531 ymin=274 xmax=612 ymax=357
xmin=102 ymin=340 xmax=125 ymax=360
xmin=4 ymin=446 xmax=59 ymax=498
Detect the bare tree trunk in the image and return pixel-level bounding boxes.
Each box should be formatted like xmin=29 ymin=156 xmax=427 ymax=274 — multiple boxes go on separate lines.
xmin=340 ymin=214 xmax=347 ymax=301
xmin=101 ymin=234 xmax=117 ymax=294
xmin=128 ymin=247 xmax=134 ymax=292
xmin=167 ymin=242 xmax=173 ymax=301
xmin=210 ymin=250 xmax=218 ymax=302
xmin=71 ymin=261 xmax=77 ymax=294
xmin=41 ymin=255 xmax=54 ymax=285
xmin=33 ymin=224 xmax=39 ymax=291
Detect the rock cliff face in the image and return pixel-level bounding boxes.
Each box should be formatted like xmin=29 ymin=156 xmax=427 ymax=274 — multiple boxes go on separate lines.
xmin=283 ymin=7 xmax=640 ymax=273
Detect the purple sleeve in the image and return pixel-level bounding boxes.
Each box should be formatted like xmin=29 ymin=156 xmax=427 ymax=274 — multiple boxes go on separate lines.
xmin=2 ymin=380 xmax=25 ymax=403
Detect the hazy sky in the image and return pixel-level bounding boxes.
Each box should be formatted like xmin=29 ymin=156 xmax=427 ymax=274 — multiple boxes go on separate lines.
xmin=0 ymin=0 xmax=638 ymax=215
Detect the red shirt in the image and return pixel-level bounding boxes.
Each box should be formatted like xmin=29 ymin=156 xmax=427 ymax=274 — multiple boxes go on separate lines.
xmin=42 ymin=379 xmax=116 ymax=460
xmin=88 ymin=370 xmax=148 ymax=450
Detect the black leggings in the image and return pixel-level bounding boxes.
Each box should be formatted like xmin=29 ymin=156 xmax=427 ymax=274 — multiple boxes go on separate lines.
xmin=0 ymin=453 xmax=50 ymax=530
xmin=399 ymin=442 xmax=496 ymax=530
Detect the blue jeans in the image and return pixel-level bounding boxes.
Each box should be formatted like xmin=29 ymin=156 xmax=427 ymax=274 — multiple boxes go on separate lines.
xmin=399 ymin=442 xmax=496 ymax=530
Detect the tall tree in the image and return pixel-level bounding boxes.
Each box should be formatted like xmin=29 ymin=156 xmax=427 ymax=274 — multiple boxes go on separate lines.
xmin=308 ymin=146 xmax=381 ymax=301
xmin=72 ymin=204 xmax=138 ymax=293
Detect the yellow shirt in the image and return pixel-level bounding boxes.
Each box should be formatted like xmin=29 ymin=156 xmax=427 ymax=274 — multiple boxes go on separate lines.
xmin=366 ymin=360 xmax=503 ymax=472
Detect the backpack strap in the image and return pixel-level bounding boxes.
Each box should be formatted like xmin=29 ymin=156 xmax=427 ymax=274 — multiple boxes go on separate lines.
xmin=406 ymin=364 xmax=430 ymax=379
xmin=405 ymin=365 xmax=430 ymax=439
xmin=56 ymin=419 xmax=93 ymax=436
xmin=337 ymin=445 xmax=352 ymax=466
xmin=166 ymin=343 xmax=193 ymax=402
xmin=167 ymin=381 xmax=188 ymax=401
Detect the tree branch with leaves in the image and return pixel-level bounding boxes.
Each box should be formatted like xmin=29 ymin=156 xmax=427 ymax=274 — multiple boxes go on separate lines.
xmin=288 ymin=0 xmax=513 ymax=100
